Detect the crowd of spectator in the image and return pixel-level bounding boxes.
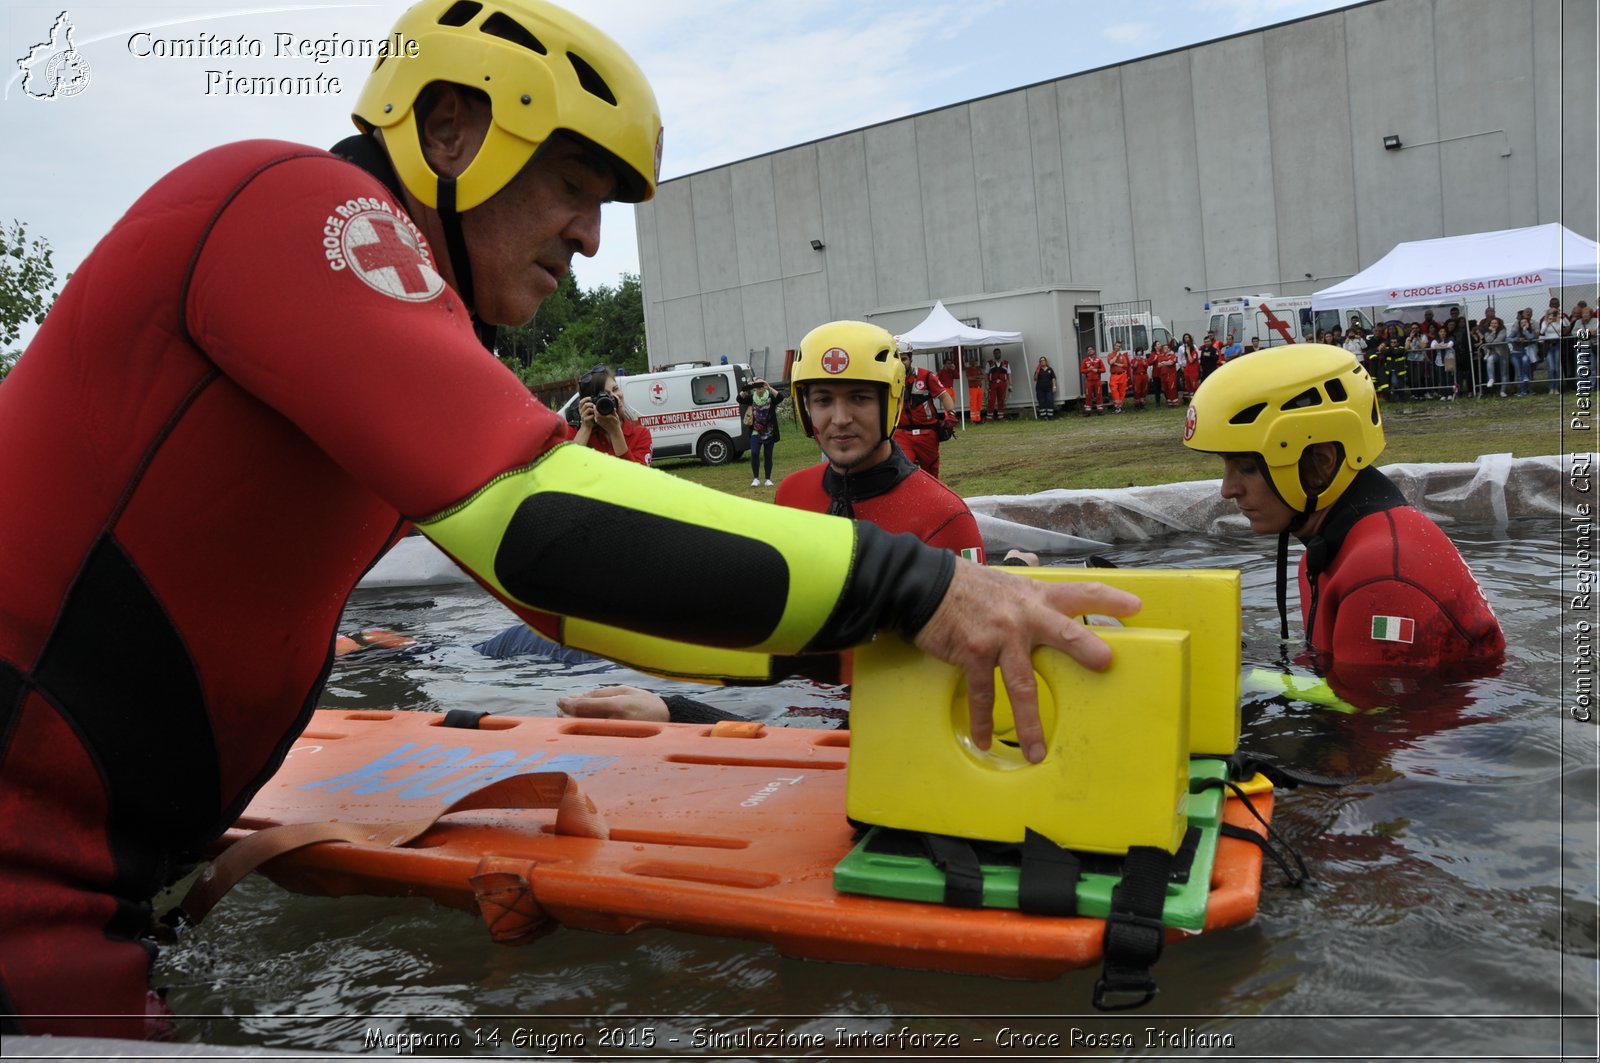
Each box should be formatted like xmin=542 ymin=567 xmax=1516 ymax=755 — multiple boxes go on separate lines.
xmin=1321 ymin=297 xmax=1593 ymax=400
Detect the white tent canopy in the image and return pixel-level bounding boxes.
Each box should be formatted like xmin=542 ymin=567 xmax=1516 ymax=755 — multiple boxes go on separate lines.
xmin=895 ymin=300 xmax=1022 ymax=349
xmin=1312 ymin=223 xmax=1600 ymax=311
xmin=894 ymin=300 xmax=1030 ymax=421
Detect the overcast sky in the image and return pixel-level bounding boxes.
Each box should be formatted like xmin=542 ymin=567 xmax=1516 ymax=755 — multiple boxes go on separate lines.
xmin=3 ymin=0 xmax=1350 ymax=316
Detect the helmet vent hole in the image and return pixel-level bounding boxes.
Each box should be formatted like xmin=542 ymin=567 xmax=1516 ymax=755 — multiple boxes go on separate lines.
xmin=481 ymin=12 xmax=547 ymax=54
xmin=567 ymin=52 xmax=617 ymax=105
xmin=1282 ymin=387 xmax=1323 ymax=411
xmin=437 ymin=1 xmax=481 ymax=27
xmin=1324 ymin=378 xmax=1348 ymax=402
xmin=1228 ymin=401 xmax=1268 ymax=426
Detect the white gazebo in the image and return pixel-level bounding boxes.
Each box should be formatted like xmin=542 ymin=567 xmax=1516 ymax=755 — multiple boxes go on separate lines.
xmin=896 ymin=301 xmax=1028 ymax=421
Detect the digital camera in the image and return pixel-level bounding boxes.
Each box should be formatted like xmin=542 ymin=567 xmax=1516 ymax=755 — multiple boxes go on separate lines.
xmin=593 ymin=393 xmax=618 ymax=417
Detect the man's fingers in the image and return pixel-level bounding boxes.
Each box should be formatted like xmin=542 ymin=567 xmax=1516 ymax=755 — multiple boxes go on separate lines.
xmin=1043 ymin=579 xmax=1142 ymax=619
xmin=965 ymin=664 xmax=996 ymax=751
xmin=997 ymin=646 xmax=1047 ymax=764
xmin=1054 ymin=617 xmax=1115 ymax=671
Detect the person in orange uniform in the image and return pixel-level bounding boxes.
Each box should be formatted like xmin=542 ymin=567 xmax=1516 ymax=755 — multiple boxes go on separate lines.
xmin=1106 ymin=341 xmax=1131 ymax=413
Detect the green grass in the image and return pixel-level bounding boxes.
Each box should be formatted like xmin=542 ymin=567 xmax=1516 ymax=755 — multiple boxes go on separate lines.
xmin=656 ymin=392 xmax=1579 ymax=498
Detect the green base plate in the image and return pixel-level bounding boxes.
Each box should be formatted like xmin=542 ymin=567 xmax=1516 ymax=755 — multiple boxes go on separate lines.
xmin=832 ymin=758 xmax=1228 ymax=931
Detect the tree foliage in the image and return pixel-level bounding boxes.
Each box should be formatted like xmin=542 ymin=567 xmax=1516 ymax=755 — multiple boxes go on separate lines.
xmin=495 ymin=270 xmax=648 ymax=387
xmin=1 ymin=220 xmax=62 ymax=378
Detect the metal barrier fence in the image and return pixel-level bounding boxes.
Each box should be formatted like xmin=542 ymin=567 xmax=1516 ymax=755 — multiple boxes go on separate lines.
xmin=1366 ymin=336 xmax=1592 ymax=400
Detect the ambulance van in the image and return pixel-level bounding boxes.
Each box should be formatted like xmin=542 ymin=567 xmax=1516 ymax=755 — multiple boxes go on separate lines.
xmin=1202 ymin=295 xmax=1373 ymax=348
xmin=557 ymin=362 xmax=752 ymax=466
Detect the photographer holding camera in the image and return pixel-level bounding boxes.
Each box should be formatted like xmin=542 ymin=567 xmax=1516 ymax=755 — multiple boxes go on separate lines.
xmin=740 ymin=376 xmax=782 ymax=486
xmin=568 ymin=364 xmax=653 ymax=465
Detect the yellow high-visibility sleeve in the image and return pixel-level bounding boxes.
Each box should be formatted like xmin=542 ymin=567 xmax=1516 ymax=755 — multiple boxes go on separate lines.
xmin=417 ymin=443 xmax=953 ymax=682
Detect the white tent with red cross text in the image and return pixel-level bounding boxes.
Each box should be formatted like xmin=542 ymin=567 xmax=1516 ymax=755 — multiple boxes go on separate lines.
xmin=895 ymin=301 xmax=1028 ymax=422
xmin=1311 ymin=223 xmax=1600 ymax=311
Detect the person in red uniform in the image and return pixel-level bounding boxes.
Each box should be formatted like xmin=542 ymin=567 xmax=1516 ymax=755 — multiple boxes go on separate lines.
xmin=561 ymin=320 xmax=987 ymax=726
xmin=783 ymin=322 xmax=984 ymax=558
xmin=985 ymin=349 xmax=1010 ymax=421
xmin=892 ymin=349 xmax=958 ymax=479
xmin=567 ymin=364 xmax=652 ymax=464
xmin=1184 ymin=345 xmax=1503 ymax=702
xmin=1129 ymin=347 xmax=1150 ymax=411
xmin=1151 ymin=341 xmax=1179 ymax=407
xmin=1177 ymin=333 xmax=1201 ymax=401
xmin=1079 ymin=346 xmax=1106 ymax=415
xmin=0 ymin=0 xmax=1139 ymax=1038
xmin=1106 ymin=341 xmax=1131 ymax=413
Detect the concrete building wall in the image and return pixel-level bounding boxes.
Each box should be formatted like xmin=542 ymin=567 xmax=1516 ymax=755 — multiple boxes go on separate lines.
xmin=637 ymin=0 xmax=1596 ymax=366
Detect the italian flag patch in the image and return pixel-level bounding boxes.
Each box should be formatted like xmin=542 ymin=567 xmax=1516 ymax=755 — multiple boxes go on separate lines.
xmin=960 ymin=548 xmax=982 ymax=563
xmin=1370 ymin=615 xmax=1415 ymax=643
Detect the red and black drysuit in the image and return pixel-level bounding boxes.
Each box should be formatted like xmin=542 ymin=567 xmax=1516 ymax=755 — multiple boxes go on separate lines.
xmin=892 ymin=366 xmax=955 ymax=479
xmin=1295 ymin=467 xmax=1504 ymax=703
xmin=0 ymin=138 xmax=953 ymax=1037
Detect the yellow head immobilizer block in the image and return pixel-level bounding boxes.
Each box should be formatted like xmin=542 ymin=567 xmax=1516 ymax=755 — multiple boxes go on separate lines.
xmin=845 ymin=568 xmax=1241 ymax=856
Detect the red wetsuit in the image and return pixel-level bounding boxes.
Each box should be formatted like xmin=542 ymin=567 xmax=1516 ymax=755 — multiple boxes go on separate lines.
xmin=776 ymin=445 xmax=984 ymax=562
xmin=893 ymin=366 xmax=953 ymax=479
xmin=1298 ymin=468 xmax=1504 ymax=694
xmin=565 ymin=416 xmax=653 ymax=465
xmin=0 ymin=138 xmax=957 ymax=1037
xmin=0 ymin=139 xmax=562 ymax=1038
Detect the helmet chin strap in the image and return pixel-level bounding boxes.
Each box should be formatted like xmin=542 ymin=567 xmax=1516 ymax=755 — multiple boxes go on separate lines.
xmin=1275 ymin=489 xmax=1320 ymax=643
xmin=436 ymin=176 xmax=498 ymax=352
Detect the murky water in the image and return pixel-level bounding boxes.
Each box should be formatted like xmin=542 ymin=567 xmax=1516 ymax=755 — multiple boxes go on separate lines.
xmin=153 ymin=519 xmax=1595 ymax=1059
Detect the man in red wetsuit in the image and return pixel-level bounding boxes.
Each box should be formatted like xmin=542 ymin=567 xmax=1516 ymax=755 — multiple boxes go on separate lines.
xmin=781 ymin=321 xmax=984 ymax=560
xmin=1184 ymin=345 xmax=1503 ymax=700
xmin=0 ymin=0 xmax=1139 ymax=1038
xmin=892 ymin=348 xmax=958 ymax=479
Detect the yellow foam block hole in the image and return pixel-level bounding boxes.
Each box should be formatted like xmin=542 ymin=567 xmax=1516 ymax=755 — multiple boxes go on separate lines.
xmin=847 ymin=628 xmax=1191 ymax=855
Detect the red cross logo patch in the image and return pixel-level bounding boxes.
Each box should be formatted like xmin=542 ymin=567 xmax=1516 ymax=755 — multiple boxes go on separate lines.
xmin=334 ymin=209 xmax=444 ymax=302
xmin=821 ymin=347 xmax=850 ymax=374
xmin=1183 ymin=404 xmax=1198 ymax=441
xmin=650 ymin=381 xmax=668 ymax=406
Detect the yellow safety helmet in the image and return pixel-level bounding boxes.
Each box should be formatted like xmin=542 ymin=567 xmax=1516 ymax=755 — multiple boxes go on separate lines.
xmin=791 ymin=321 xmax=906 ymax=441
xmin=353 ymin=0 xmax=662 ymax=210
xmin=1183 ymin=344 xmax=1384 ymax=512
